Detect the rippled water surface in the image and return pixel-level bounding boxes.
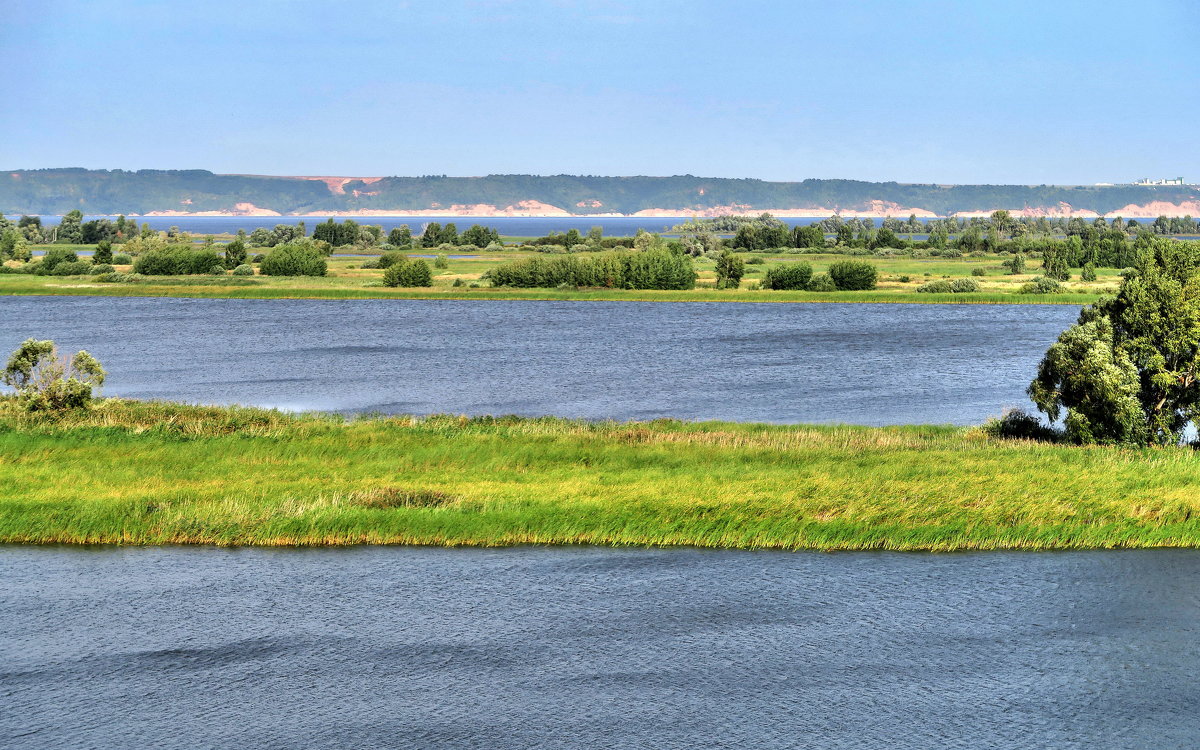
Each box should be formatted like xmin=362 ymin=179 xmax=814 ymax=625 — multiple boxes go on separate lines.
xmin=4 ymin=546 xmax=1199 ymax=749
xmin=0 ymin=298 xmax=1077 ymax=424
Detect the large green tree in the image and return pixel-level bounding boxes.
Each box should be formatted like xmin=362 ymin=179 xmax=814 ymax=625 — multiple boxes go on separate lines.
xmin=1029 ymin=238 xmax=1200 ymax=445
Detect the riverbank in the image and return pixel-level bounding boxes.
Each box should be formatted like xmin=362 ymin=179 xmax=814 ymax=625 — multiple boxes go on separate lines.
xmin=3 ymin=399 xmax=1197 ymax=550
xmin=1 ymin=249 xmax=1117 ymax=304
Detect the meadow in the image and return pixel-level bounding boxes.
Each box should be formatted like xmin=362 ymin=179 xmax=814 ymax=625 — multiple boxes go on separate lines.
xmin=3 ymin=398 xmax=1198 ymax=551
xmin=1 ymin=249 xmax=1116 ymax=304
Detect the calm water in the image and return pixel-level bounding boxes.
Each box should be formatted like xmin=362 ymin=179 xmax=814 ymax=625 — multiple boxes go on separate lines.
xmin=4 ymin=546 xmax=1199 ymax=749
xmin=0 ymin=298 xmax=1078 ymax=424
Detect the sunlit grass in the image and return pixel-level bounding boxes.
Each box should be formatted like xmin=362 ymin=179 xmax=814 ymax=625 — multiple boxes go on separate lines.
xmin=2 ymin=398 xmax=1199 ymax=550
xmin=0 ymin=250 xmax=1114 ymax=304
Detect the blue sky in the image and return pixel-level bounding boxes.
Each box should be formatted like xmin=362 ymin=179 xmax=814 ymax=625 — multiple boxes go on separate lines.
xmin=3 ymin=0 xmax=1197 ymax=183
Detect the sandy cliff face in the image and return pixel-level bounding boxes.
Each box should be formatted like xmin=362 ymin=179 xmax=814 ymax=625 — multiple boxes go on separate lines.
xmin=128 ymin=188 xmax=1200 ymax=219
xmin=144 ymin=202 xmax=281 ymax=217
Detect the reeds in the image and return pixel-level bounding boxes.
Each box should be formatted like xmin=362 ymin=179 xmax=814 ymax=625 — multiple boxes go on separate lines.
xmin=3 ymin=399 xmax=1198 ymax=550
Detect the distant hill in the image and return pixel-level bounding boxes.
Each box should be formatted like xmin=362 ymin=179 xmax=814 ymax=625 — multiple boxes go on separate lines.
xmin=3 ymin=168 xmax=1200 ymax=218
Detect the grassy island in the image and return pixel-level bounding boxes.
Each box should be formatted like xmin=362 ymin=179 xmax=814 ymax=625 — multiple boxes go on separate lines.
xmin=3 ymin=398 xmax=1198 ymax=551
xmin=1 ymin=250 xmax=1112 ymax=305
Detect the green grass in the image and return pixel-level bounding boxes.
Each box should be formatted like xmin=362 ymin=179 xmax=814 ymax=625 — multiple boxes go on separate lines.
xmin=1 ymin=249 xmax=1116 ymax=304
xmin=3 ymin=398 xmax=1199 ymax=550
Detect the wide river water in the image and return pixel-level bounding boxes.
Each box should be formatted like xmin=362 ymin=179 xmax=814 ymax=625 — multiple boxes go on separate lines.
xmin=0 ymin=298 xmax=1078 ymax=424
xmin=4 ymin=546 xmax=1199 ymax=749
xmin=10 ymin=297 xmax=1178 ymax=748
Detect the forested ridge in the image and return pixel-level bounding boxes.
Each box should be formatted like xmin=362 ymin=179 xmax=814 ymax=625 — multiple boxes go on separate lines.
xmin=3 ymin=168 xmax=1198 ymax=216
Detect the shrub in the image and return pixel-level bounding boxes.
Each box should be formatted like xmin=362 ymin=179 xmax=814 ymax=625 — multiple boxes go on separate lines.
xmin=806 ymin=273 xmax=836 ymax=291
xmin=88 ymin=264 xmax=115 ymax=275
xmin=251 ymin=253 xmax=267 ymax=264
xmin=434 ymin=254 xmax=450 ymax=269
xmin=51 ymin=260 xmax=92 ymax=276
xmin=897 ymin=275 xmax=911 ymax=283
xmin=359 ymin=259 xmax=382 ymax=269
xmin=483 ymin=249 xmax=695 ymax=290
xmin=134 ymin=247 xmax=224 ymax=275
xmin=259 ymin=244 xmax=328 ymax=277
xmin=916 ymin=279 xmax=953 ymax=293
xmin=982 ymin=409 xmax=1062 ymax=442
xmin=383 ymin=258 xmax=433 ymax=287
xmin=95 ymin=272 xmax=140 ymax=283
xmin=452 ymin=278 xmax=465 ymax=287
xmin=231 ymin=264 xmax=255 ymax=276
xmin=377 ymin=250 xmax=407 ymax=268
xmin=971 ymin=267 xmax=986 ymax=276
xmin=948 ymin=278 xmax=980 ymax=293
xmin=112 ymin=253 xmax=133 ymax=265
xmin=746 ymin=256 xmax=765 ymax=265
xmin=1081 ymin=263 xmax=1097 ymax=282
xmin=762 ymin=262 xmax=813 ymax=290
xmin=35 ymin=247 xmax=79 ymax=274
xmin=2 ymin=339 xmax=106 ymax=411
xmin=827 ymin=260 xmax=878 ymax=290
xmin=1019 ymin=277 xmax=1063 ymax=294
xmin=1003 ymin=253 xmax=1027 ymax=275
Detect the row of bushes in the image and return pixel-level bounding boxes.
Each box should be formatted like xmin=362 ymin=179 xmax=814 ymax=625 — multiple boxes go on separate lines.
xmin=483 ymin=249 xmax=697 ymax=290
xmin=916 ymin=278 xmax=980 ymax=294
xmin=126 ymin=244 xmax=327 ymax=277
xmin=761 ymin=261 xmax=878 ymax=291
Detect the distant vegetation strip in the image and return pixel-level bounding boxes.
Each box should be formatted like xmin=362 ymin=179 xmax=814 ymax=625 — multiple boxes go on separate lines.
xmin=3 ymin=399 xmax=1199 ymax=550
xmin=0 ymin=278 xmax=1101 ymax=305
xmin=4 ymin=169 xmax=1199 ymax=216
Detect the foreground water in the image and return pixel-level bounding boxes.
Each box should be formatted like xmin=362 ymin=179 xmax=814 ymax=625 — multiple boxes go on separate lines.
xmin=0 ymin=298 xmax=1077 ymax=424
xmin=3 ymin=546 xmax=1198 ymax=749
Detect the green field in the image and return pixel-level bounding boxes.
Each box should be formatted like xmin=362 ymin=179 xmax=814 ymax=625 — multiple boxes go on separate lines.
xmin=3 ymin=398 xmax=1198 ymax=550
xmin=2 ymin=250 xmax=1115 ymax=304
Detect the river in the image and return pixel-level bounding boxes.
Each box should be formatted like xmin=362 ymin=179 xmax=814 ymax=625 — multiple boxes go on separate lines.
xmin=0 ymin=298 xmax=1078 ymax=425
xmin=4 ymin=546 xmax=1198 ymax=749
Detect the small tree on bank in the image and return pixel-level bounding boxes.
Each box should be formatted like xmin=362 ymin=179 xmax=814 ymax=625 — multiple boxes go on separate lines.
xmin=715 ymin=250 xmax=745 ymax=289
xmin=3 ymin=339 xmax=106 ymax=411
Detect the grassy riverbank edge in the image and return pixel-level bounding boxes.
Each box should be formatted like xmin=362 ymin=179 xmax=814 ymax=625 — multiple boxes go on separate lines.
xmin=0 ymin=281 xmax=1099 ymax=306
xmin=2 ymin=399 xmax=1197 ymax=551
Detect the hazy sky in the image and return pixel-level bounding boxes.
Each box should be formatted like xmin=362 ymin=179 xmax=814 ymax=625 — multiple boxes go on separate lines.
xmin=3 ymin=0 xmax=1197 ymax=183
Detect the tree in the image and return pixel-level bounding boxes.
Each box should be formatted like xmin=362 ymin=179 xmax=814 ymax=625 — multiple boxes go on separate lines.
xmin=459 ymin=224 xmax=498 ymax=248
xmin=1041 ymin=245 xmax=1070 ymax=280
xmin=791 ymin=225 xmax=824 ymax=249
xmin=1029 ymin=238 xmax=1200 ymax=445
xmin=224 ymin=238 xmax=247 ymax=269
xmin=3 ymin=339 xmax=106 ymax=411
xmin=388 ymin=225 xmax=413 ymax=248
xmin=93 ymin=240 xmax=113 ymax=265
xmin=872 ymin=227 xmax=901 ymax=249
xmin=1003 ymin=252 xmax=1026 ymax=275
xmin=421 ymin=222 xmax=443 ymax=248
xmin=714 ymin=250 xmax=745 ymax=289
xmin=57 ymin=210 xmax=84 ymax=244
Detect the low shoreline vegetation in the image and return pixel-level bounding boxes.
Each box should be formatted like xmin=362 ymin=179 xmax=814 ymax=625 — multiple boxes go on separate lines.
xmin=3 ymin=398 xmax=1200 ymax=550
xmin=483 ymin=248 xmax=698 ymax=290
